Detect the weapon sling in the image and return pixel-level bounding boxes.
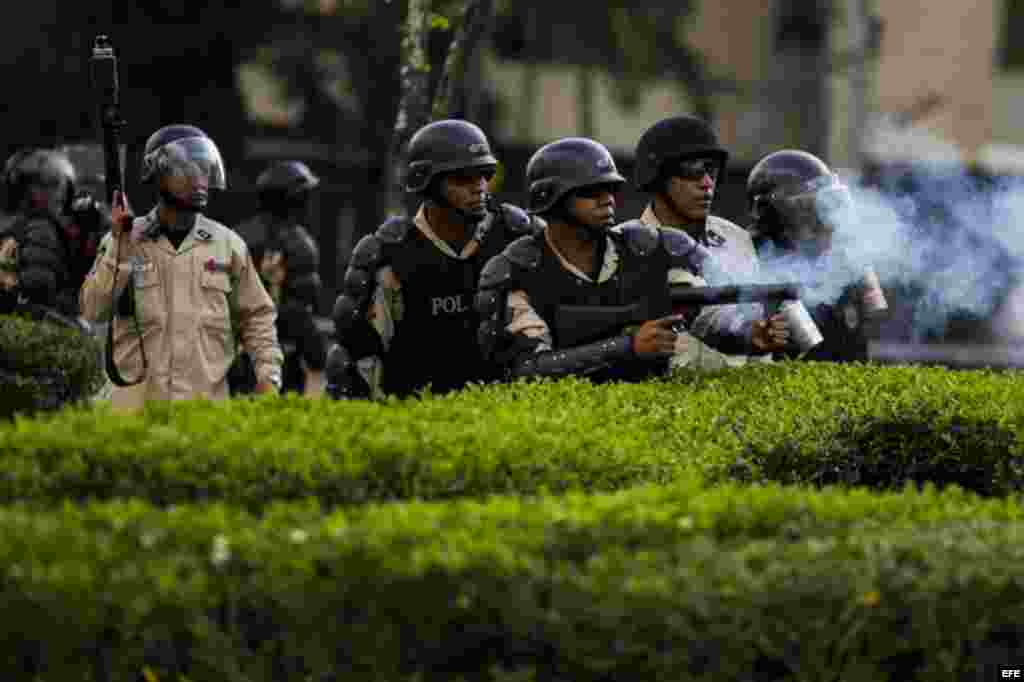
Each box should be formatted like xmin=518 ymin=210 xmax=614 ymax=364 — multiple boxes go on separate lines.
xmin=91 ymin=35 xmax=148 ymax=386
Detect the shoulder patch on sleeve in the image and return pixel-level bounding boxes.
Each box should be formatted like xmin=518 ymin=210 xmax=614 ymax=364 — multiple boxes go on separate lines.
xmin=376 ymin=216 xmax=414 ymax=245
xmin=615 ymin=219 xmax=660 ymax=257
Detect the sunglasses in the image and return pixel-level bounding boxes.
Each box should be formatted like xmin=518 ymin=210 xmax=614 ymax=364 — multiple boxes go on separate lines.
xmin=672 ymin=158 xmax=719 ymax=181
xmin=449 ymin=168 xmax=496 ymax=184
xmin=574 ymin=182 xmax=622 ymax=199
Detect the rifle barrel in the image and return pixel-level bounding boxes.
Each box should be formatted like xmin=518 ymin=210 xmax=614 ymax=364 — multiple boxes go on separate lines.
xmin=668 ymin=283 xmax=801 ymax=306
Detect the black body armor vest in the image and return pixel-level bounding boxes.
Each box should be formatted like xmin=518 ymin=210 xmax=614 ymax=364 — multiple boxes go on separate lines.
xmin=375 ymin=211 xmax=528 ymax=396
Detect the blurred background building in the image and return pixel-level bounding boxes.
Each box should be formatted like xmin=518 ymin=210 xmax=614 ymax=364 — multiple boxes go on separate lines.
xmin=2 ymin=0 xmax=1022 ymax=322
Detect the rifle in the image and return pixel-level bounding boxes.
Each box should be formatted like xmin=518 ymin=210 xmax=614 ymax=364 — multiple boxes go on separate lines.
xmin=90 ymin=34 xmax=147 ymax=386
xmin=554 ymin=282 xmax=803 ymax=348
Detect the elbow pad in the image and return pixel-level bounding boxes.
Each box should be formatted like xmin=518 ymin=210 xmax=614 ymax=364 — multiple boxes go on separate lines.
xmin=511 ymin=335 xmax=634 ymax=380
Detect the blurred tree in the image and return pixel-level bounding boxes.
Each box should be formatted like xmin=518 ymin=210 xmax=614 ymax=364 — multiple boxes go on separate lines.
xmin=384 ymin=0 xmax=498 ymax=217
xmin=0 ymin=0 xmax=706 ymax=303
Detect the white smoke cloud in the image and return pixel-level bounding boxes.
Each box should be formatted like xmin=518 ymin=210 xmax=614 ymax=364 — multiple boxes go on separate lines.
xmin=752 ymin=161 xmax=1024 ymax=342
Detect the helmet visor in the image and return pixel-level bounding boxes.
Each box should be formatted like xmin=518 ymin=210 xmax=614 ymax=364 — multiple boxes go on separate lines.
xmin=154 ymin=136 xmax=227 ymax=190
xmin=774 ymin=175 xmax=854 ymax=247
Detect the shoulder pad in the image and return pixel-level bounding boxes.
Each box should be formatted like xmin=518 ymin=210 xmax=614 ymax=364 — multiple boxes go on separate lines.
xmin=349 ymin=233 xmax=384 ymax=270
xmin=479 ymin=254 xmax=516 ymax=291
xmin=504 ymin=234 xmax=543 ymax=269
xmin=18 ymin=216 xmax=60 ymax=246
xmin=341 ymin=264 xmax=372 ymax=298
xmin=659 ymin=226 xmax=700 ymax=259
xmin=495 ymin=202 xmax=535 ymax=236
xmin=615 ymin=219 xmax=660 ymax=257
xmin=376 ymin=216 xmax=415 ymax=245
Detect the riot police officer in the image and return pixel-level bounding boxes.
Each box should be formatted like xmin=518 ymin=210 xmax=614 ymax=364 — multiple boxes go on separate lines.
xmin=233 ymin=161 xmax=326 ymax=396
xmin=747 ymin=149 xmax=889 ymax=361
xmin=0 ymin=148 xmax=79 ymax=317
xmin=475 ymin=137 xmax=782 ymax=382
xmin=80 ymin=124 xmax=282 ymax=411
xmin=59 ymin=143 xmax=115 ymax=305
xmin=325 ymin=118 xmax=537 ymax=399
xmin=632 ymin=115 xmax=786 ymax=368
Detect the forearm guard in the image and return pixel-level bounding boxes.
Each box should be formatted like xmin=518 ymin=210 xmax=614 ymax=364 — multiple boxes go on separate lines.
xmin=324 ymin=344 xmax=371 ymax=400
xmin=510 ymin=335 xmax=634 ymax=380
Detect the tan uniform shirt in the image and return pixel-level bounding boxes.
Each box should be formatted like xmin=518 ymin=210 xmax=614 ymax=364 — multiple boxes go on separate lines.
xmin=80 ymin=209 xmax=282 ymax=410
xmin=639 ymin=205 xmax=772 ymax=370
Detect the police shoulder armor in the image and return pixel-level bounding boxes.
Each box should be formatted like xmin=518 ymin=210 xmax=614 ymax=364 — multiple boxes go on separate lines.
xmin=478 ymin=252 xmax=517 ymax=294
xmin=493 ymin=202 xmax=538 ymax=237
xmin=614 ymin=219 xmax=660 ymax=257
xmin=476 ymin=233 xmax=541 ymax=338
xmin=332 ymin=232 xmax=383 ymax=340
xmin=503 ymin=233 xmax=543 ymax=269
xmin=475 ymin=251 xmax=524 ymax=361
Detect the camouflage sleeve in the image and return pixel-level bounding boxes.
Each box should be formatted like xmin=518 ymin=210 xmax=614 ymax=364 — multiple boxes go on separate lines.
xmin=506 ymin=290 xmax=552 ymax=351
xmin=232 ymin=241 xmax=284 ymax=385
xmin=354 ymin=266 xmax=402 ymax=400
xmin=79 ymin=231 xmax=133 ymax=323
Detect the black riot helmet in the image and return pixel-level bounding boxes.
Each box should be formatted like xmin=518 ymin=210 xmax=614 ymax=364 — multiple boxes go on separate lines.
xmin=256 ymin=160 xmax=320 ymax=216
xmin=141 ymin=124 xmax=227 ymax=212
xmin=4 ymin=148 xmax=76 ymax=214
xmin=58 ymin=143 xmax=105 ymax=201
xmin=404 ymin=119 xmax=498 ymax=194
xmin=747 ymin=149 xmax=853 ymax=255
xmin=634 ymin=115 xmax=728 ymax=192
xmin=526 ymin=137 xmax=625 ymax=215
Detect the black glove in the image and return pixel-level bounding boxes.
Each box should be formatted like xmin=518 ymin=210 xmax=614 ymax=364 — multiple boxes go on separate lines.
xmin=324 ymin=344 xmax=371 ymax=400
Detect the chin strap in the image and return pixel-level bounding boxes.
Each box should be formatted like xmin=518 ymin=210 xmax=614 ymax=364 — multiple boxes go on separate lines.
xmin=426 ymin=190 xmax=488 ymax=225
xmin=159 ymin=189 xmax=206 ymax=214
xmin=550 ymin=203 xmax=608 ymax=242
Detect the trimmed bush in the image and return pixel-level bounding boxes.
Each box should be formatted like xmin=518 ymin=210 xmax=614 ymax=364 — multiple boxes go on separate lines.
xmin=0 ymin=484 xmax=1023 ymax=681
xmin=0 ymin=381 xmax=694 ymax=510
xmin=673 ymin=362 xmax=1024 ymax=496
xmin=0 ymin=313 xmax=104 ymax=418
xmin=2 ymin=363 xmax=1024 ymax=507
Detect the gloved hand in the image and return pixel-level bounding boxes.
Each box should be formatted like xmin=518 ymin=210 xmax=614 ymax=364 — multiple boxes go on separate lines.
xmin=324 ymin=344 xmax=371 ymax=399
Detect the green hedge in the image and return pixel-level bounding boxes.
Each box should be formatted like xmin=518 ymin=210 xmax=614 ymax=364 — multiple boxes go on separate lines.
xmin=1 ymin=484 xmax=1023 ymax=681
xmin=0 ymin=381 xmax=692 ymax=510
xmin=1 ymin=363 xmax=1023 ymax=509
xmin=0 ymin=313 xmax=104 ymax=418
